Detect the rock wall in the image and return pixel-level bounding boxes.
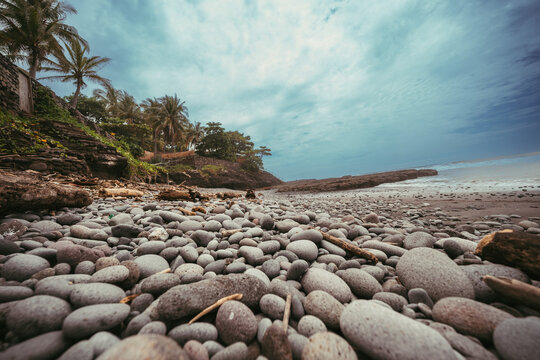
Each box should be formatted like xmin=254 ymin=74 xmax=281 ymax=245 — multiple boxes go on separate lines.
xmin=0 ymin=55 xmax=24 ymax=113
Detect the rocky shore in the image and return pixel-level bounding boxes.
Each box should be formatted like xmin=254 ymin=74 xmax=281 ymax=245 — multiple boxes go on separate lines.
xmin=0 ymin=183 xmax=539 ymax=359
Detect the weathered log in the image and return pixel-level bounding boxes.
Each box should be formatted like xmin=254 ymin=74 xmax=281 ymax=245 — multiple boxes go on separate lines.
xmin=0 ymin=169 xmax=92 ymax=216
xmin=482 ymin=275 xmax=540 ymax=311
xmin=157 ymin=189 xmax=192 ymax=201
xmin=319 ymin=231 xmax=378 ymax=263
xmin=100 ymin=188 xmax=144 ymax=197
xmin=475 ymin=230 xmax=540 ymax=280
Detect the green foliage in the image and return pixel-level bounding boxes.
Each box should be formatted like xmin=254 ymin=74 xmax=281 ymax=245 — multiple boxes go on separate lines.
xmin=31 ymin=88 xmax=163 ymax=177
xmin=201 ymin=164 xmax=224 ymax=175
xmin=241 ymin=151 xmax=264 ymax=172
xmin=65 ymin=94 xmax=107 ymax=122
xmin=99 ymin=118 xmax=151 ymax=156
xmin=0 ymin=109 xmax=66 ymax=154
xmin=165 ymin=163 xmax=194 ymax=172
xmin=196 ymin=122 xmax=235 ymax=161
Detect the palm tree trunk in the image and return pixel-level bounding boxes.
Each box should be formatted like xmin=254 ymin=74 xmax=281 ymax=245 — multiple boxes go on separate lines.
xmin=153 ymin=128 xmax=159 ymax=162
xmin=71 ymin=82 xmax=82 ymax=108
xmin=29 ymin=59 xmax=39 ymax=80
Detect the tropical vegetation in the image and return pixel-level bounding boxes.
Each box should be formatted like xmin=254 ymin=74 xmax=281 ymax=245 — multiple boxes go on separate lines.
xmin=0 ymin=0 xmax=271 ymax=173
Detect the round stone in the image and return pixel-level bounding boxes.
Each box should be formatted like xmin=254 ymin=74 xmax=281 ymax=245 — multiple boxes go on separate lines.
xmin=260 ymin=294 xmax=286 ymax=320
xmin=212 ymin=342 xmax=248 ymax=360
xmin=287 ymin=259 xmax=309 ymax=281
xmin=432 ymin=297 xmax=514 ymax=342
xmin=70 ymin=283 xmax=125 ymax=307
xmin=403 ymin=231 xmax=436 ymax=249
xmin=6 ymin=295 xmax=72 ymax=339
xmin=62 ymin=304 xmax=130 ymax=340
xmin=301 ymin=268 xmax=352 ymax=303
xmin=134 ymin=254 xmax=170 ymax=279
xmin=179 ymin=220 xmax=203 ymax=232
xmin=303 ymin=290 xmax=344 ymax=330
xmin=141 ymin=273 xmax=181 ymax=295
xmin=215 ymin=300 xmax=258 ymax=345
xmin=97 ymin=334 xmax=189 ymax=360
xmin=286 ymin=240 xmax=318 ymax=262
xmin=460 ymin=264 xmax=530 ymax=302
xmin=298 ymin=315 xmax=327 ymax=337
xmin=168 ymin=323 xmax=218 ymax=345
xmin=88 ymin=331 xmax=120 ymax=358
xmin=338 ymin=268 xmax=383 ymax=299
xmin=0 ymin=330 xmax=71 ymax=360
xmin=290 ymin=229 xmax=323 ymax=245
xmin=493 ymin=317 xmax=540 ymax=360
xmin=90 ymin=265 xmax=129 ymax=284
xmin=137 ymin=241 xmax=166 ymax=255
xmin=0 ymin=285 xmax=33 ymax=302
xmin=148 ymin=227 xmax=169 ymax=241
xmin=302 ymin=332 xmax=357 ymax=360
xmin=396 ymin=247 xmax=474 ymax=301
xmin=2 ymin=254 xmax=50 ymax=281
xmin=340 ymin=300 xmax=455 ymax=359
xmin=372 ymin=292 xmax=408 ymax=312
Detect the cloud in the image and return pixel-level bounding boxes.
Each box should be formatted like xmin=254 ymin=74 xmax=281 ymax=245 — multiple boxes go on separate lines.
xmin=40 ymin=0 xmax=540 ymax=180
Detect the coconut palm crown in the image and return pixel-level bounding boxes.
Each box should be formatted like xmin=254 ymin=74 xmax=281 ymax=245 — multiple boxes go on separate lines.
xmin=40 ymin=38 xmax=111 ymax=107
xmin=0 ymin=0 xmax=85 ymax=79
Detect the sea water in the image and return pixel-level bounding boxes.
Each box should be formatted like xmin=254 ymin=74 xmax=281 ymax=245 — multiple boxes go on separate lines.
xmin=378 ymin=152 xmax=540 ymax=192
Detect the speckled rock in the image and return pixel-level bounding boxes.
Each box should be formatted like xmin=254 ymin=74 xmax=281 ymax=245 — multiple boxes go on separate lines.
xmin=2 ymin=254 xmax=50 ymax=281
xmin=157 ymin=274 xmax=268 ymax=320
xmin=286 ymin=240 xmax=318 ymax=262
xmin=260 ymin=293 xmax=286 ymax=320
xmin=90 ymin=265 xmax=129 ymax=284
xmin=302 ymin=332 xmax=357 ymax=360
xmin=0 ymin=330 xmax=71 ymax=360
xmin=396 ymin=247 xmax=474 ymax=301
xmin=303 ymin=290 xmax=344 ymax=329
xmin=493 ymin=317 xmax=540 ymax=360
xmin=6 ymin=295 xmax=71 ymax=339
xmin=460 ymin=264 xmax=530 ymax=302
xmin=432 ymin=297 xmax=514 ymax=342
xmin=134 ymin=254 xmax=170 ymax=279
xmin=168 ymin=323 xmax=218 ymax=345
xmin=403 ymin=231 xmax=436 ymax=249
xmin=301 ymin=268 xmax=352 ymax=303
xmin=338 ymin=268 xmax=383 ymax=299
xmin=341 ymin=300 xmax=455 ymax=360
xmin=298 ymin=315 xmax=327 ymax=337
xmin=70 ymin=283 xmax=125 ymax=307
xmin=215 ymin=300 xmax=257 ymax=345
xmin=63 ymin=304 xmax=130 ymax=340
xmin=96 ymin=334 xmax=189 ymax=360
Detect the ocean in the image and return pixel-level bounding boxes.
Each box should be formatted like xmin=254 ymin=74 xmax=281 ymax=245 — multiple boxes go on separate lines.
xmin=378 ymin=152 xmax=540 ymax=192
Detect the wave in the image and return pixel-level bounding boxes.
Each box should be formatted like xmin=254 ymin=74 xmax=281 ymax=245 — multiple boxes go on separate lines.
xmin=419 ymin=151 xmax=540 ymax=173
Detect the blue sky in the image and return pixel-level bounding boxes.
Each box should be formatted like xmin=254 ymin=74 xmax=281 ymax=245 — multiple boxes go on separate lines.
xmin=41 ymin=0 xmax=540 ymax=181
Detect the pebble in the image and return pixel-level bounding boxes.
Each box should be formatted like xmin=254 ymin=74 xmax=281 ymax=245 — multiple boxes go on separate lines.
xmin=184 ymin=340 xmax=209 ymax=360
xmin=215 ymin=300 xmax=258 ymax=345
xmin=6 ymin=295 xmax=72 ymax=339
xmin=493 ymin=317 xmax=540 ymax=360
xmin=372 ymin=292 xmax=408 ymax=312
xmin=288 ymin=333 xmax=308 ymax=360
xmin=403 ymin=231 xmax=436 ymax=249
xmin=396 ymin=247 xmax=475 ymax=301
xmin=97 ymin=334 xmax=189 ymax=360
xmin=303 ymin=290 xmax=344 ymax=329
xmin=157 ymin=274 xmax=268 ymax=319
xmin=287 ymin=259 xmax=309 ymax=280
xmin=90 ymin=265 xmax=130 ymax=283
xmin=70 ymin=283 xmax=125 ymax=307
xmin=2 ymin=253 xmax=50 ymax=281
xmin=302 ymin=331 xmax=357 ymax=360
xmin=57 ymin=340 xmax=94 ymax=360
xmin=0 ymin=285 xmax=33 ymax=302
xmin=338 ymin=268 xmax=383 ymax=299
xmin=0 ymin=330 xmax=71 ymax=360
xmin=297 ymin=315 xmax=327 ymax=337
xmin=88 ymin=331 xmax=120 ymax=357
xmin=168 ymin=323 xmax=218 ymax=345
xmin=301 ymin=268 xmax=352 ymax=303
xmin=134 ymin=254 xmax=170 ymax=278
xmin=340 ymin=300 xmax=455 ymax=359
xmin=432 ymin=297 xmax=514 ymax=342
xmin=460 ymin=264 xmax=530 ymax=302
xmin=211 ymin=342 xmax=248 ymax=360
xmin=62 ymin=303 xmax=130 ymax=340
xmin=286 ymin=240 xmax=318 ymax=261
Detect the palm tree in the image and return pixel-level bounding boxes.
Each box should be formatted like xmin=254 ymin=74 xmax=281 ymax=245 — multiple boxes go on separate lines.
xmin=93 ymin=85 xmax=121 ymax=118
xmin=117 ymin=91 xmax=141 ymax=124
xmin=141 ymin=96 xmax=162 ymax=157
xmin=40 ymin=38 xmax=110 ymax=108
xmin=185 ymin=121 xmax=203 ymax=150
xmin=160 ymin=94 xmax=189 ymax=152
xmin=0 ymin=0 xmax=85 ymax=79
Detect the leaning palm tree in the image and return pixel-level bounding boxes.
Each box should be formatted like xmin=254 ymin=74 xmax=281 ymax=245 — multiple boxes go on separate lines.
xmin=117 ymin=91 xmax=141 ymax=124
xmin=185 ymin=121 xmax=203 ymax=150
xmin=93 ymin=85 xmax=121 ymax=118
xmin=160 ymin=94 xmax=189 ymax=152
xmin=141 ymin=96 xmax=162 ymax=157
xmin=0 ymin=0 xmax=85 ymax=79
xmin=40 ymin=38 xmax=110 ymax=108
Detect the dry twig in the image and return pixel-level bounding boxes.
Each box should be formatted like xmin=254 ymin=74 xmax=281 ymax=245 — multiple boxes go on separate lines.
xmin=319 ymin=230 xmax=378 ymax=263
xmin=188 ymin=293 xmax=243 ymax=325
xmin=282 ymin=294 xmax=292 ymax=333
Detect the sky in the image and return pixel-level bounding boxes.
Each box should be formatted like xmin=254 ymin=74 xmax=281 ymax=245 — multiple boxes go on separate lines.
xmin=40 ymin=0 xmax=540 ymax=181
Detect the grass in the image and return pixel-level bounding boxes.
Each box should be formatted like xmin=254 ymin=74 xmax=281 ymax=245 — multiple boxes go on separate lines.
xmin=165 ymin=163 xmax=194 ymax=172
xmin=23 ymin=87 xmax=166 ymax=178
xmin=201 ymin=164 xmax=224 ymax=175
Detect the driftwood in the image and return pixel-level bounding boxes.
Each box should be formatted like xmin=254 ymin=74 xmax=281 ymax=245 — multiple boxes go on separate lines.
xmin=282 ymin=294 xmax=292 ymax=333
xmin=188 ymin=293 xmax=243 ymax=325
xmin=100 ymin=188 xmax=144 ymax=197
xmin=0 ymin=169 xmax=92 ymax=216
xmin=475 ymin=230 xmax=540 ymax=280
xmin=157 ymin=189 xmax=192 ymax=201
xmin=482 ymin=275 xmax=540 ymax=311
xmin=319 ymin=231 xmax=378 ymax=263
xmin=120 ymin=294 xmax=139 ymax=304
xmin=192 ymin=206 xmax=207 ymax=214
xmin=221 ymin=229 xmax=243 ymax=237
xmin=178 ymin=207 xmax=196 ymax=216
